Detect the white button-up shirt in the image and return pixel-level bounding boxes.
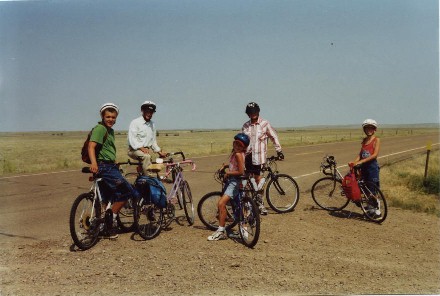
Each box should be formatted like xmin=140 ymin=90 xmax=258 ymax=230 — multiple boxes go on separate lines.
xmin=242 ymin=117 xmax=282 ymax=165
xmin=127 ymin=116 xmax=161 ymax=152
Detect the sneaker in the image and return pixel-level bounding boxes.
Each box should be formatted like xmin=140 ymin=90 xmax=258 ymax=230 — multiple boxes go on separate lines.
xmin=207 ymin=230 xmax=227 ymax=241
xmin=259 ymin=204 xmax=268 ymax=215
xmin=366 ymin=205 xmax=381 ymax=217
xmin=365 ymin=205 xmax=374 ymax=214
xmin=240 ymin=227 xmax=249 ymax=241
xmin=227 ymin=231 xmax=240 ymax=239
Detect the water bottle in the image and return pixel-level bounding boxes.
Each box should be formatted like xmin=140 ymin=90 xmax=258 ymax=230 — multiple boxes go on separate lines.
xmin=257 ymin=178 xmax=266 ymax=191
xmin=250 ymin=178 xmax=258 ymax=191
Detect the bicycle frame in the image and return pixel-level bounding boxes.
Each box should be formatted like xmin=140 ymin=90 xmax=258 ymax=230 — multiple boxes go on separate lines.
xmin=257 ymin=156 xmax=287 ymax=196
xmin=165 ymin=160 xmax=196 ymax=202
xmin=83 ymin=169 xmax=113 ymax=220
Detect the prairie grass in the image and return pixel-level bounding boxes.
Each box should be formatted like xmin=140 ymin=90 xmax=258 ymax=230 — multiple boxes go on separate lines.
xmin=381 ymin=149 xmax=440 ymax=216
xmin=0 ymin=127 xmax=438 ymax=176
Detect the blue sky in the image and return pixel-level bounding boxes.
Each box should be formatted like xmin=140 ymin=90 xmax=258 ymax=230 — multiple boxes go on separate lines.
xmin=0 ymin=0 xmax=438 ymax=132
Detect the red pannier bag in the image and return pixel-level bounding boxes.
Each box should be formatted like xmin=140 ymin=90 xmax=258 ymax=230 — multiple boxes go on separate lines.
xmin=342 ymin=167 xmax=361 ymax=201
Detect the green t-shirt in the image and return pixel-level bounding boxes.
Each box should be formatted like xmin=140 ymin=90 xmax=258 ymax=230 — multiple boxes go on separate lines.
xmin=90 ymin=123 xmax=116 ymax=162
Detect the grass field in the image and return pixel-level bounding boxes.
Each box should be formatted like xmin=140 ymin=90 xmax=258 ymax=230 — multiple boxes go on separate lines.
xmin=1 ymin=127 xmax=439 ymax=216
xmin=381 ymin=149 xmax=440 ymax=217
xmin=0 ymin=127 xmax=438 ymax=175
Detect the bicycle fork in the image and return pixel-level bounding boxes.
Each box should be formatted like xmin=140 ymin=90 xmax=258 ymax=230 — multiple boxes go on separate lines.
xmin=272 ymin=176 xmax=286 ymax=195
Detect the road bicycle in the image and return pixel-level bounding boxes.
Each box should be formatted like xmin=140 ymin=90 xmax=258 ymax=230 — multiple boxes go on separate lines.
xmin=129 ymin=151 xmax=196 ymax=240
xmin=251 ymin=156 xmax=300 ymax=213
xmin=69 ymin=164 xmax=136 ymax=250
xmin=311 ymin=155 xmax=388 ymax=223
xmin=197 ymin=169 xmax=261 ymax=248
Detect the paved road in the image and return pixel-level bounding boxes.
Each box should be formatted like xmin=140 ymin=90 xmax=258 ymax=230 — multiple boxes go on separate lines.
xmin=0 ymin=133 xmax=437 ymax=244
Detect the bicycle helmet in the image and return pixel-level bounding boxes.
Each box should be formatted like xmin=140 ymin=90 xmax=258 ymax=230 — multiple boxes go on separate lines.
xmin=362 ymin=119 xmax=378 ymax=129
xmin=234 ymin=133 xmax=250 ymax=147
xmin=245 ymin=102 xmax=260 ymax=115
xmin=141 ymin=100 xmax=156 ymax=112
xmin=100 ymin=102 xmax=119 ymax=115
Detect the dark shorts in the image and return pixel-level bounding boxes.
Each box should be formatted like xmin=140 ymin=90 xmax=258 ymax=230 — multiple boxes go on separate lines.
xmin=245 ymin=154 xmax=262 ymax=176
xmin=97 ymin=163 xmax=139 ymax=203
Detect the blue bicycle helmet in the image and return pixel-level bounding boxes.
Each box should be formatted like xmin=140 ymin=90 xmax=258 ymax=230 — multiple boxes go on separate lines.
xmin=234 ymin=133 xmax=250 ymax=147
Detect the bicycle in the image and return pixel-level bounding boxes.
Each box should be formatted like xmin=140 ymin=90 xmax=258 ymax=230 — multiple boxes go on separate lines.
xmin=131 ymin=151 xmax=196 ymax=240
xmin=311 ymin=155 xmax=388 ymax=223
xmin=197 ymin=169 xmax=261 ymax=248
xmin=69 ymin=164 xmax=136 ymax=250
xmin=251 ymin=156 xmax=300 ymax=213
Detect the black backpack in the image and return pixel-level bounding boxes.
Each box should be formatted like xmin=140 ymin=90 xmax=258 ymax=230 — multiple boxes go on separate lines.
xmin=81 ymin=123 xmax=108 ymax=164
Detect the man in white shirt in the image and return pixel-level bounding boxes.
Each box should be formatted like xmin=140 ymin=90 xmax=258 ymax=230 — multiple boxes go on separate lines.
xmin=242 ymin=101 xmax=284 ymax=215
xmin=128 ymin=100 xmax=167 ymax=175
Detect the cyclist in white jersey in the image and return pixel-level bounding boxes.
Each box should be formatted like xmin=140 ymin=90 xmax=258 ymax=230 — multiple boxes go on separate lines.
xmin=242 ymin=102 xmax=284 ymax=215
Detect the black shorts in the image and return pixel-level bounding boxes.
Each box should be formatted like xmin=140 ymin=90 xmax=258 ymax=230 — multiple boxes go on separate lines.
xmin=245 ymin=154 xmax=262 ymax=176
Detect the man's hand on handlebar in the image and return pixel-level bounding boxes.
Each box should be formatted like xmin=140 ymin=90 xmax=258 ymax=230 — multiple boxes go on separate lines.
xmin=158 ymin=151 xmax=168 ymax=158
xmin=277 ymin=151 xmax=284 ymax=160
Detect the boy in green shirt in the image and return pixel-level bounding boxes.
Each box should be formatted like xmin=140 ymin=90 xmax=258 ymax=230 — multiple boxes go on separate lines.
xmin=88 ymin=103 xmax=139 ymax=239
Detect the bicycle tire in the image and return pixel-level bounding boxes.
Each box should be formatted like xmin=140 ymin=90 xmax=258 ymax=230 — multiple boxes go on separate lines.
xmin=116 ymin=195 xmax=136 ymax=232
xmin=181 ymin=180 xmax=195 ymax=225
xmin=69 ymin=193 xmax=101 ymax=250
xmin=197 ymin=191 xmax=237 ymax=231
xmin=265 ymin=173 xmax=300 ymax=213
xmin=134 ymin=198 xmax=163 ymax=240
xmin=359 ymin=181 xmax=388 ymax=223
xmin=239 ymin=195 xmax=260 ymax=248
xmin=311 ymin=177 xmax=350 ymax=211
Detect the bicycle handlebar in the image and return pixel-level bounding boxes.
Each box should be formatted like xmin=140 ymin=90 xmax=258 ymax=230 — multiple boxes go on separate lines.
xmin=165 ymin=159 xmax=196 ymax=171
xmin=267 ymin=155 xmax=282 ymax=162
xmin=166 ymin=151 xmax=185 ymax=161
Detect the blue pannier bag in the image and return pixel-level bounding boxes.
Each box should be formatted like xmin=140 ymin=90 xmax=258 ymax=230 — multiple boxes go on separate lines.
xmin=135 ymin=176 xmax=167 ymax=208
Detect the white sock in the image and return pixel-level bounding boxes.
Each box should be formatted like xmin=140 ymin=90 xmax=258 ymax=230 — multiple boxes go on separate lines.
xmin=218 ymin=226 xmax=225 ymax=232
xmin=113 ymin=213 xmax=117 ymax=221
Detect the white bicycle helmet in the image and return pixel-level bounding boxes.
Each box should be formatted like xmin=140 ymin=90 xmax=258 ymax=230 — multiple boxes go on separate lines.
xmin=362 ymin=119 xmax=378 ymax=129
xmin=100 ymin=102 xmax=119 ymax=114
xmin=141 ymin=100 xmax=156 ymax=112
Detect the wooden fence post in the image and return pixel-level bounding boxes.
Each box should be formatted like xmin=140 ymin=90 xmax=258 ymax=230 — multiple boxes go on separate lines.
xmin=423 ymin=141 xmax=432 ymax=186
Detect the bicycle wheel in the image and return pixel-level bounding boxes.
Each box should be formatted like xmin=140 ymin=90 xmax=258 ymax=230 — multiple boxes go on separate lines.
xmin=359 ymin=181 xmax=388 ymax=223
xmin=116 ymin=195 xmax=136 ymax=232
xmin=239 ymin=195 xmax=260 ymax=248
xmin=69 ymin=193 xmax=101 ymax=250
xmin=134 ymin=198 xmax=163 ymax=240
xmin=265 ymin=173 xmax=300 ymax=213
xmin=180 ymin=180 xmax=195 ymax=225
xmin=311 ymin=177 xmax=350 ymax=211
xmin=197 ymin=191 xmax=237 ymax=231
